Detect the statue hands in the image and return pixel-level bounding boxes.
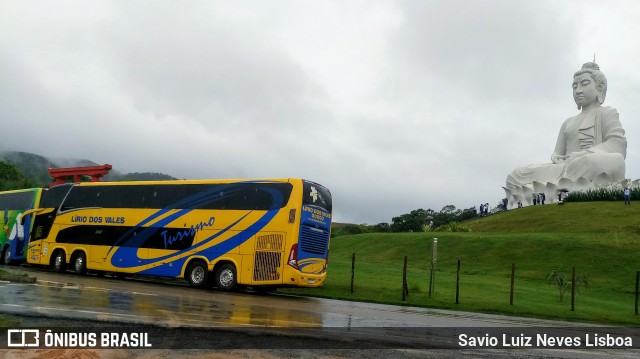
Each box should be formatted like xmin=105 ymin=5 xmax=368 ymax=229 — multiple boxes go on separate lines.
xmin=552 ymin=150 xmax=590 ymax=164
xmin=552 ymin=153 xmax=567 ymax=163
xmin=565 ymin=150 xmax=590 ymax=160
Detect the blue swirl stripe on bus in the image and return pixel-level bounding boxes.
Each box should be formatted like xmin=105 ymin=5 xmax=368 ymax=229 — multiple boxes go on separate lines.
xmin=105 ymin=184 xmax=244 ymax=255
xmin=139 ymin=208 xmax=278 ymax=276
xmin=108 ymin=184 xmax=284 ymax=272
xmin=110 ymin=211 xmax=250 ymax=269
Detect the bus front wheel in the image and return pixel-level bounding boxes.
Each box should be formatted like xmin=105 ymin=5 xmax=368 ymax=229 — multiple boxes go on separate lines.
xmin=52 ymin=251 xmax=66 ymax=273
xmin=186 ymin=261 xmax=209 ymax=288
xmin=215 ymin=263 xmax=237 ymax=292
xmin=72 ymin=252 xmax=87 ymax=275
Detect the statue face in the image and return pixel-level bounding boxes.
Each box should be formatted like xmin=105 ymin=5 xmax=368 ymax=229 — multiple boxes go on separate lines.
xmin=572 ymin=73 xmax=599 ymax=108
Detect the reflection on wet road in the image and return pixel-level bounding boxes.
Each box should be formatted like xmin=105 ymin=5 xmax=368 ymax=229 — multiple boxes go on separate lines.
xmin=0 ymin=267 xmax=587 ymax=329
xmin=1 ymin=270 xmax=325 ymax=328
xmin=3 ymin=267 xmax=640 ymax=358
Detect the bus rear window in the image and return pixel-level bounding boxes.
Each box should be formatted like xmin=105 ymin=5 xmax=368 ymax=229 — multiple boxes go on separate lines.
xmin=302 ymin=181 xmax=332 ymax=211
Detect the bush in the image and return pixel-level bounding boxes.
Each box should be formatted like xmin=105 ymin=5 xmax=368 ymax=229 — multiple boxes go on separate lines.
xmin=331 ymin=224 xmax=371 ymax=237
xmin=566 ymin=187 xmax=640 ymax=202
xmin=547 ymin=269 xmax=589 ymax=302
xmin=434 ymin=221 xmax=470 ymax=232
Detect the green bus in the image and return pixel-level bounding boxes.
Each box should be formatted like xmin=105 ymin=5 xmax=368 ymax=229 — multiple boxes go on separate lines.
xmin=0 ymin=188 xmax=43 ymax=265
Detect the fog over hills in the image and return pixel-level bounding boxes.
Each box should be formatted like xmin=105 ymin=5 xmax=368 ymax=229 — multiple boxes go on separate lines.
xmin=0 ymin=150 xmax=177 ymax=184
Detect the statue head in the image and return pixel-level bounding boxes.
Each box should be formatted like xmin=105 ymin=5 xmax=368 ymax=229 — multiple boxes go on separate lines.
xmin=573 ymin=62 xmax=607 ymax=109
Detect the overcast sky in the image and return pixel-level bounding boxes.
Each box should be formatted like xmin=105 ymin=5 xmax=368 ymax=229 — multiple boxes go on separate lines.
xmin=2 ymin=1 xmax=640 ymax=224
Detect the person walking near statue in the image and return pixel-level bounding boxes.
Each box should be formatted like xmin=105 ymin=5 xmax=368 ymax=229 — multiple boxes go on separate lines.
xmin=624 ymin=187 xmax=631 ymax=205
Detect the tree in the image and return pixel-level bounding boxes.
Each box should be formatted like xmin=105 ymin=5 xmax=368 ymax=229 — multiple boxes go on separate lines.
xmin=373 ymin=222 xmax=390 ymax=232
xmin=391 ymin=208 xmax=430 ymax=232
xmin=440 ymin=205 xmax=456 ymax=214
xmin=457 ymin=207 xmax=478 ymax=222
xmin=388 ymin=204 xmax=483 ymax=233
xmin=0 ymin=161 xmax=41 ymax=191
xmin=433 ymin=205 xmax=461 ymax=226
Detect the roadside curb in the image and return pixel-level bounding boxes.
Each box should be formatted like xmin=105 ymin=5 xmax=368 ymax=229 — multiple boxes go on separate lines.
xmin=0 ymin=274 xmax=37 ymax=283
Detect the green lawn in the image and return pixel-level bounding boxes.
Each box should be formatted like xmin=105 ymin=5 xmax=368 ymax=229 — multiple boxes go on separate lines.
xmin=282 ymin=202 xmax=640 ymax=325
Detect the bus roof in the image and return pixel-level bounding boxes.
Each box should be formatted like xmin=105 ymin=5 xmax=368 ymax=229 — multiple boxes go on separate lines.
xmin=0 ymin=188 xmax=43 ymax=194
xmin=66 ymin=178 xmax=299 ymax=187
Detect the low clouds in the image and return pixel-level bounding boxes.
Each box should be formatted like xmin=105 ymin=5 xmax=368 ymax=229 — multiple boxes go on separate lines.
xmin=391 ymin=0 xmax=575 ymax=97
xmin=106 ymin=3 xmax=324 ymax=127
xmin=1 ymin=1 xmax=639 ymax=224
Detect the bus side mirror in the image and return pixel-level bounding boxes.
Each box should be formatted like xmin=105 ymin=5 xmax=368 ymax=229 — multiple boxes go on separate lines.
xmin=20 ymin=208 xmax=45 ymax=224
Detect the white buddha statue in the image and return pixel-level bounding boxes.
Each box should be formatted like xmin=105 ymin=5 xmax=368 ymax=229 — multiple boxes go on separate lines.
xmin=505 ymin=62 xmax=626 ymax=205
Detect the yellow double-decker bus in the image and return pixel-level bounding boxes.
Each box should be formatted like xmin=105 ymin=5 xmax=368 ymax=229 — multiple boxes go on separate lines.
xmin=26 ymin=178 xmax=332 ymax=291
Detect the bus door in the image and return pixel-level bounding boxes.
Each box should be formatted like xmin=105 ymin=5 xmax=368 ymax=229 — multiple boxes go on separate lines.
xmin=27 ymin=184 xmax=72 ymax=265
xmin=26 ymin=207 xmax=57 ymax=265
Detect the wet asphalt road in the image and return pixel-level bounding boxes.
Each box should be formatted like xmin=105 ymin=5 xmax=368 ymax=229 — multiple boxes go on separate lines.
xmin=1 ymin=265 xmax=639 ymax=358
xmin=0 ymin=265 xmax=568 ymax=329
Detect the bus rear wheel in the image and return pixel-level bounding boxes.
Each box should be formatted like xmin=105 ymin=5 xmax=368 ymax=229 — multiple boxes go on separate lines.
xmin=72 ymin=252 xmax=87 ymax=275
xmin=186 ymin=261 xmax=209 ymax=288
xmin=52 ymin=250 xmax=66 ymax=273
xmin=1 ymin=246 xmax=11 ymax=265
xmin=215 ymin=263 xmax=237 ymax=292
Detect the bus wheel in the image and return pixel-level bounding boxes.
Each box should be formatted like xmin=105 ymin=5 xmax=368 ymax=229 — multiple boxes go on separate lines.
xmin=52 ymin=251 xmax=66 ymax=273
xmin=215 ymin=263 xmax=237 ymax=292
xmin=72 ymin=252 xmax=87 ymax=275
xmin=1 ymin=246 xmax=11 ymax=265
xmin=186 ymin=261 xmax=209 ymax=288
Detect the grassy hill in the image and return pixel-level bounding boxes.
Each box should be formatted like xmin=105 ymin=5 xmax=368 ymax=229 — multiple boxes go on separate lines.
xmin=283 ymin=202 xmax=640 ymax=325
xmin=465 ymin=201 xmax=639 ymax=234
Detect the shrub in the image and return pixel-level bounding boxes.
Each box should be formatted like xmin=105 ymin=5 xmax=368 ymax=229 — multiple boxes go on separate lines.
xmin=435 ymin=221 xmax=470 ymax=232
xmin=547 ymin=269 xmax=589 ymax=302
xmin=566 ymin=187 xmax=640 ymax=202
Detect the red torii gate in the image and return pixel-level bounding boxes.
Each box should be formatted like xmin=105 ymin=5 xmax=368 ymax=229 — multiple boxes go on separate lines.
xmin=48 ymin=164 xmax=113 ymax=187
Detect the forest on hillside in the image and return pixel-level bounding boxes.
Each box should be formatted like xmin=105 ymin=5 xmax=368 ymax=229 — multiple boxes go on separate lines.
xmin=0 ymin=150 xmax=176 ymax=189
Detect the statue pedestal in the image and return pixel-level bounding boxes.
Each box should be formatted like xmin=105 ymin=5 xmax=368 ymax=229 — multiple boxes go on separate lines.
xmin=503 ymin=177 xmax=636 ymax=208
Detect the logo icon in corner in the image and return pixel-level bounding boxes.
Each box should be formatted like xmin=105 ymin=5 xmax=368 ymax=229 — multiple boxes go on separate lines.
xmin=309 ymin=186 xmax=318 ymax=203
xmin=7 ymin=329 xmax=39 ymax=347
